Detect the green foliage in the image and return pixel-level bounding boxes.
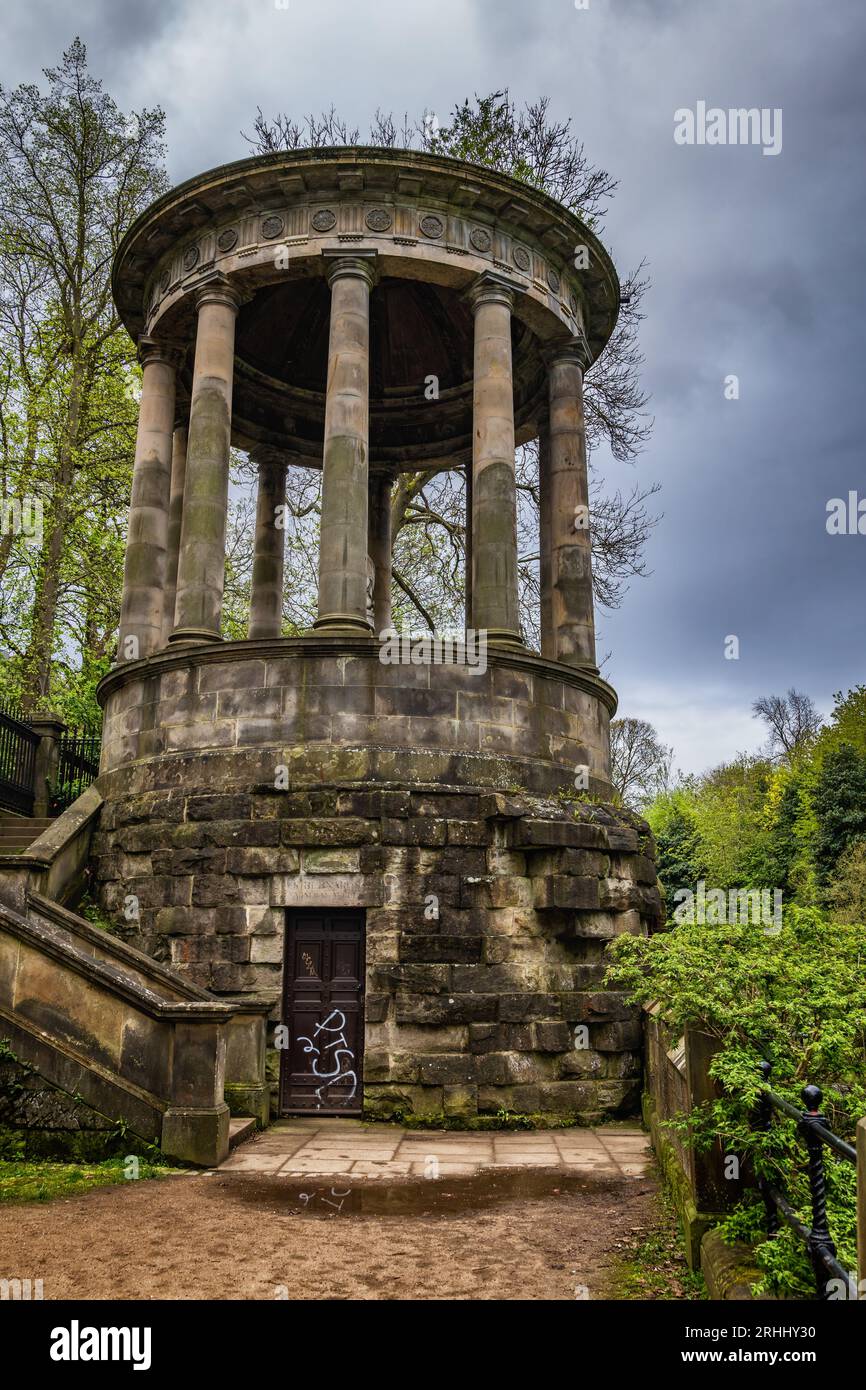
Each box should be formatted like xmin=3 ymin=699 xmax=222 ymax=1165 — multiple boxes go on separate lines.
xmin=608 ymin=907 xmax=866 ymax=1295
xmin=0 ymin=38 xmax=167 ymax=718
xmin=816 ymin=687 xmax=866 ymax=760
xmin=426 ymin=92 xmax=537 ymax=190
xmin=826 ymin=839 xmax=866 ymax=924
xmin=608 ymin=1184 xmax=707 ymax=1301
xmin=0 ymin=1157 xmax=169 ymax=1203
xmin=644 ymin=686 xmax=866 ymax=917
xmin=813 ymin=743 xmax=866 ymax=887
xmin=647 ymin=791 xmax=704 ymax=920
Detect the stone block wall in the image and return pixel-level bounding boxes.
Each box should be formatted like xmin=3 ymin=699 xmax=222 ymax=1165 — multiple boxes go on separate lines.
xmin=97 ymin=639 xmax=616 ymax=797
xmin=92 ymin=782 xmax=663 ymax=1123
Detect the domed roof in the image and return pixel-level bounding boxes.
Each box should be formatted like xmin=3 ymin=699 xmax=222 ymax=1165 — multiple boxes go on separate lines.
xmin=113 ymin=148 xmax=620 ymax=467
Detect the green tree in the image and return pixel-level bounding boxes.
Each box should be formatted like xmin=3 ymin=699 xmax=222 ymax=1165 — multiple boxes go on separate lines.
xmin=646 ymin=790 xmax=704 ymax=921
xmin=813 ymin=744 xmax=866 ymax=887
xmin=0 ymin=38 xmax=166 ymax=719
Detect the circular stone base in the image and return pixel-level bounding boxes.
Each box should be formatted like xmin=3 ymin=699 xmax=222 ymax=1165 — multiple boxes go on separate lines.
xmin=93 ymin=639 xmax=659 ymax=1123
xmin=97 ymin=636 xmax=616 ymax=798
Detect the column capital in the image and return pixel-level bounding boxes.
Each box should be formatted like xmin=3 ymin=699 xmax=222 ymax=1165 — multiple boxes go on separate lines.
xmin=138 ymin=336 xmax=186 ymax=371
xmin=466 ymin=270 xmax=516 ymax=314
xmin=323 ymin=249 xmax=379 ymax=290
xmin=545 ymin=333 xmax=592 ymax=372
xmin=368 ymin=461 xmax=397 ymax=483
xmin=249 ymin=444 xmax=291 ymax=472
xmin=194 ymin=273 xmax=242 ymax=315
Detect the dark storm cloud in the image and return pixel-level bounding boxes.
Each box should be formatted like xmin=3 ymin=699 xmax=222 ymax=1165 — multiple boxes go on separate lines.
xmin=1 ymin=0 xmax=863 ymax=772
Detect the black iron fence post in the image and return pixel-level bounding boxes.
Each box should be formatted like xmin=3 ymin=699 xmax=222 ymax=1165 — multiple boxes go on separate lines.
xmin=799 ymin=1084 xmax=839 ymax=1300
xmin=754 ymin=1064 xmax=858 ymax=1299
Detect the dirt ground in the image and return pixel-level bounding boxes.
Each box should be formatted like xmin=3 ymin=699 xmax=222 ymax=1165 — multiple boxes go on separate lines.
xmin=1 ymin=1166 xmax=659 ymax=1301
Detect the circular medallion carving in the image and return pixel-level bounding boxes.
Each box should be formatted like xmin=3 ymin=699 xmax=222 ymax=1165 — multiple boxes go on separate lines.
xmin=469 ymin=226 xmax=492 ymax=253
xmin=261 ymin=215 xmax=284 ymax=240
xmin=569 ymin=290 xmax=579 ymax=315
xmin=512 ymin=245 xmax=531 ymax=273
xmin=365 ymin=207 xmax=392 ymax=231
xmin=311 ymin=208 xmax=337 ymax=231
xmin=547 ymin=267 xmax=561 ymax=293
xmin=182 ymin=245 xmax=200 ymax=272
xmin=217 ymin=227 xmax=239 ymax=253
xmin=419 ymin=214 xmax=444 ymax=238
xmin=159 ymin=270 xmax=170 ymax=291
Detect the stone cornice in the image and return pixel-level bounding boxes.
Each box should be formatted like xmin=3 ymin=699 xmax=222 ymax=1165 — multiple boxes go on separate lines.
xmin=113 ymin=147 xmax=619 ymax=368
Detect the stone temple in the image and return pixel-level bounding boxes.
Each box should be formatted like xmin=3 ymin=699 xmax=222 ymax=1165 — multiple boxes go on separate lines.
xmin=75 ymin=147 xmax=662 ymax=1144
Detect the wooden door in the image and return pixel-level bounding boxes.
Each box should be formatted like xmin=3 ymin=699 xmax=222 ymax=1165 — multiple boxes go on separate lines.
xmin=280 ymin=909 xmax=365 ymax=1115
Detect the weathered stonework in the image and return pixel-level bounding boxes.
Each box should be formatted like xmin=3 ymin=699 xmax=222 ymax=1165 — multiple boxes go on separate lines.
xmin=87 ymin=146 xmax=663 ymax=1130
xmin=93 ymin=653 xmax=662 ymax=1123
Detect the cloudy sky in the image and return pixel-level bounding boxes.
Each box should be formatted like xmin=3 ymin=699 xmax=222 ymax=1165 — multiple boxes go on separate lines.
xmin=3 ymin=0 xmax=864 ymax=774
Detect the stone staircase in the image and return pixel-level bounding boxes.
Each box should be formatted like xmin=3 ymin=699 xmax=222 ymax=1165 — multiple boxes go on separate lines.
xmin=0 ymin=790 xmax=270 ymax=1166
xmin=0 ymin=815 xmax=56 ymax=854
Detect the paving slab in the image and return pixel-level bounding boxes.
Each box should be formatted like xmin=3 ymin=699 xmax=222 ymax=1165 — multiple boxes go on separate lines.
xmin=220 ymin=1121 xmax=650 ymax=1179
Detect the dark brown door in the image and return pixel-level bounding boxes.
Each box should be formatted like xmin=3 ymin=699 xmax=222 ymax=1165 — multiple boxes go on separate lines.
xmin=280 ymin=909 xmax=365 ymax=1115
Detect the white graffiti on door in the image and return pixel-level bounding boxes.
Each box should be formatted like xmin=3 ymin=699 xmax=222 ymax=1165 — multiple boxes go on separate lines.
xmin=297 ymin=1007 xmax=358 ymax=1106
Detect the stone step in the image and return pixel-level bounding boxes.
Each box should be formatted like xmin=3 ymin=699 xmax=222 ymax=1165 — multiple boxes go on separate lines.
xmin=228 ymin=1117 xmax=257 ymax=1151
xmin=0 ymin=817 xmax=54 ymax=826
xmin=0 ymin=817 xmax=57 ymax=853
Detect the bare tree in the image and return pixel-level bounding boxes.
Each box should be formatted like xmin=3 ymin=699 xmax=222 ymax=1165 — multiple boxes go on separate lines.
xmin=752 ymin=689 xmax=822 ymax=760
xmin=610 ymin=717 xmax=673 ymax=806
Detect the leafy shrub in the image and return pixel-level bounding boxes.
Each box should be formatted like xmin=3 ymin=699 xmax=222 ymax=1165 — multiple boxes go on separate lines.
xmin=607 ymin=907 xmax=866 ymax=1296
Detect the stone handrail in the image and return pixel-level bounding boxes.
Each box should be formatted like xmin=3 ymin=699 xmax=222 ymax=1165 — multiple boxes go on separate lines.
xmin=0 ymin=892 xmax=268 ymax=1164
xmin=0 ymin=783 xmax=102 ymax=908
xmin=0 ymin=785 xmax=271 ymax=1160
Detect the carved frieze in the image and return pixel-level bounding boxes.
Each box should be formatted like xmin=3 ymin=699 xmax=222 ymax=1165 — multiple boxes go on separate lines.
xmin=311 ymin=209 xmax=337 ymax=231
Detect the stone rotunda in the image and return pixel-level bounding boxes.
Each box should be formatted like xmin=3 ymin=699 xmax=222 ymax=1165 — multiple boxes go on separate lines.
xmin=97 ymin=148 xmax=662 ymax=1123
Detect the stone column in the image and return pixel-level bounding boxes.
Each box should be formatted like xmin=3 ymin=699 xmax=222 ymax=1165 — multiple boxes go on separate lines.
xmin=161 ymin=424 xmax=188 ymax=646
xmin=315 ymin=252 xmax=377 ymax=634
xmin=537 ymin=417 xmax=553 ymax=657
xmin=118 ymin=339 xmax=178 ymax=662
xmin=464 ymin=457 xmax=473 ymax=634
xmin=367 ymin=468 xmax=393 ymax=635
xmin=468 ymin=273 xmax=521 ymax=645
xmin=170 ymin=279 xmax=240 ymax=644
xmin=248 ymin=448 xmax=288 ymax=639
xmin=545 ymin=342 xmax=597 ymax=667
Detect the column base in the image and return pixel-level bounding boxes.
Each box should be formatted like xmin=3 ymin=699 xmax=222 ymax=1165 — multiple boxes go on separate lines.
xmin=168 ymin=627 xmax=224 ymax=645
xmin=483 ymin=628 xmax=525 ymax=649
xmin=313 ymin=613 xmax=374 ymax=636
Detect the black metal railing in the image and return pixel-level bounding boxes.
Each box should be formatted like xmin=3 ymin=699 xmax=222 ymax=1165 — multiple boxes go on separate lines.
xmin=51 ymin=731 xmax=100 ymax=814
xmin=755 ymin=1060 xmax=858 ymax=1300
xmin=0 ymin=708 xmax=39 ymax=815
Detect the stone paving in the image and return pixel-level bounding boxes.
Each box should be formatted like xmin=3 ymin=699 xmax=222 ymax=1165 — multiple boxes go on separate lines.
xmin=218 ymin=1118 xmax=651 ymax=1180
